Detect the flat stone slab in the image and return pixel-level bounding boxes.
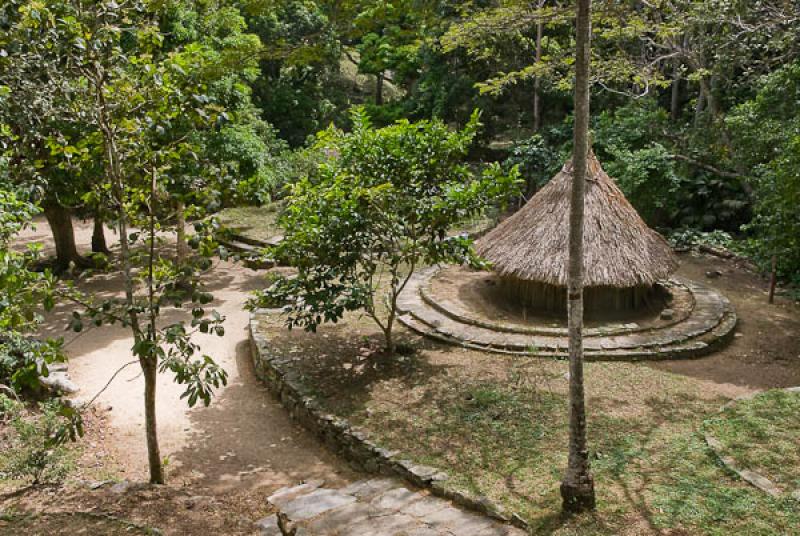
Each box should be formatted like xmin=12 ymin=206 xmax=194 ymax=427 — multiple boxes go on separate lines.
xmin=267 ymin=478 xmax=526 ymax=535
xmin=279 ymin=488 xmax=358 ymax=521
xmin=397 ymin=265 xmax=737 ymax=360
xmin=255 ymin=514 xmax=282 ymax=536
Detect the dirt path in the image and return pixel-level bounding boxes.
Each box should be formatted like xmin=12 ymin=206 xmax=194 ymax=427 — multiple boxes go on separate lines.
xmin=650 ymin=252 xmax=800 ymax=391
xmin=13 ymin=218 xmax=358 ymax=533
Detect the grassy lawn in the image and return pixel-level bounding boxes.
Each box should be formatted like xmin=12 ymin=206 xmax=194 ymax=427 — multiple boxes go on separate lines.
xmin=704 ymin=389 xmax=800 ymax=493
xmin=217 ymin=204 xmax=283 ymax=243
xmin=256 ymin=309 xmax=800 ymax=535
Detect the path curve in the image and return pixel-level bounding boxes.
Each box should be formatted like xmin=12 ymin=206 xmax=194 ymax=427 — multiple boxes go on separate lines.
xmin=21 ymin=218 xmax=357 ymax=493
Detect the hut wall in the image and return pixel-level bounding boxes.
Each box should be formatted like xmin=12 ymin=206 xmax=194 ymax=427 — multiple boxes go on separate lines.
xmin=498 ymin=277 xmax=660 ymax=317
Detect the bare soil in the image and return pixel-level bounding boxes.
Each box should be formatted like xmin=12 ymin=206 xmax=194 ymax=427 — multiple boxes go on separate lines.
xmin=652 ymin=251 xmax=800 ymax=389
xmin=2 ymin=218 xmax=358 ymax=535
xmin=252 ymin=250 xmax=800 ymax=534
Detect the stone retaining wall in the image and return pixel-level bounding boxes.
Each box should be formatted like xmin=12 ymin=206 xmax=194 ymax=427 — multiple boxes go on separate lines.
xmin=249 ymin=310 xmax=529 ymax=531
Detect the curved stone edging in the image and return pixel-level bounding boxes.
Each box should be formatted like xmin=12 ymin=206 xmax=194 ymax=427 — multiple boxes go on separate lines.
xmin=397 ymin=265 xmax=737 ymax=360
xmin=248 ymin=310 xmax=530 ymax=531
xmin=420 ymin=272 xmax=695 ymax=337
xmin=704 ymin=387 xmax=800 ymax=498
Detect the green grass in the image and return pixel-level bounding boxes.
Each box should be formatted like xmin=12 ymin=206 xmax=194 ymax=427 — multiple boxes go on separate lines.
xmin=217 ymin=204 xmax=282 ymax=243
xmin=264 ymin=314 xmax=800 ymax=535
xmin=704 ymin=389 xmax=800 ymax=491
xmin=352 ymin=375 xmax=800 ymax=534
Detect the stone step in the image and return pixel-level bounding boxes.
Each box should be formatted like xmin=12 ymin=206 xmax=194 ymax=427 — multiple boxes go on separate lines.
xmin=397 ymin=266 xmax=736 ymax=359
xmin=262 ymin=478 xmax=524 ymax=536
xmin=399 ymin=310 xmax=731 ymax=361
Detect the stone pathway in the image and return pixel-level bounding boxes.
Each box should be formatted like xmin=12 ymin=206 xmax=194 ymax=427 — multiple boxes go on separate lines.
xmin=397 ymin=265 xmax=738 ymax=360
xmin=256 ymin=478 xmax=525 ymax=536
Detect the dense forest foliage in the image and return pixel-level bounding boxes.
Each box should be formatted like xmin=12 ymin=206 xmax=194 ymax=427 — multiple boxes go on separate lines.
xmin=1 ymin=0 xmax=799 ymax=281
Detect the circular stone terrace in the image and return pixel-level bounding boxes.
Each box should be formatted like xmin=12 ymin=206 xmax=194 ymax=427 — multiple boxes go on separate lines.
xmin=397 ymin=265 xmax=737 ymax=360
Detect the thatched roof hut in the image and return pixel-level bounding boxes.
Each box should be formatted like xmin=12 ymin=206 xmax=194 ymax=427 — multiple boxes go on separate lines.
xmin=476 ymin=151 xmax=678 ymax=315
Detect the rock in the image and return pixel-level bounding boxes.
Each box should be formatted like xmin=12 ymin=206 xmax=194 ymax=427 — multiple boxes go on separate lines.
xmin=279 ymin=488 xmax=357 ymax=521
xmin=184 ymin=495 xmax=214 ymax=510
xmin=660 ymin=308 xmax=675 ymax=321
xmin=64 ymin=397 xmax=89 ymax=409
xmin=705 ymin=270 xmax=722 ymax=279
xmin=254 ymin=514 xmax=282 ymax=536
xmin=267 ymin=480 xmax=325 ymax=508
xmin=89 ymin=479 xmax=114 ymax=490
xmin=370 ymin=487 xmax=421 ymax=510
xmin=110 ymin=480 xmax=132 ymax=494
xmin=791 ymin=490 xmax=800 ymax=502
xmin=39 ymin=371 xmax=79 ymax=394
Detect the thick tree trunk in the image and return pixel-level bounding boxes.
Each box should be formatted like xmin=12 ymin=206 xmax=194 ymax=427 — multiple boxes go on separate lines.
xmin=143 ymin=357 xmax=164 ymax=484
xmin=43 ymin=203 xmax=90 ymax=272
xmin=694 ymin=84 xmax=706 ymax=124
xmin=375 ymin=71 xmax=384 ymax=106
xmin=91 ymin=214 xmax=110 ymax=254
xmin=560 ymin=0 xmax=596 ymax=514
xmin=175 ymin=200 xmax=189 ymax=264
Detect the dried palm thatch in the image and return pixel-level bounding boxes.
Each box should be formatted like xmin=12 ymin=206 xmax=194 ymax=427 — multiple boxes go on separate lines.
xmin=477 ymin=151 xmax=678 ymax=288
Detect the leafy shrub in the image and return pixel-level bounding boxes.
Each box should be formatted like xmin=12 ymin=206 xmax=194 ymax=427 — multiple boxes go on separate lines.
xmin=668 ymin=229 xmax=736 ymax=250
xmin=0 ymin=190 xmax=61 ymax=394
xmin=0 ymin=336 xmax=65 ymax=394
xmin=728 ymin=62 xmax=800 ymax=280
xmin=253 ymin=109 xmax=520 ymax=353
xmin=0 ymin=395 xmax=79 ymax=485
xmin=504 ymin=133 xmax=563 ymax=195
xmin=593 ymin=101 xmax=751 ymax=230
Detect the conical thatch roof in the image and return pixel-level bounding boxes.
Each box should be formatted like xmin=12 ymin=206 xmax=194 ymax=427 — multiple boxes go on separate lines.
xmin=477 ymin=151 xmax=678 ymax=288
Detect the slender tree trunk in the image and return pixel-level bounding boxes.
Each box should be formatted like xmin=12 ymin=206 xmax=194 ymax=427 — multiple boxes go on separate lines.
xmin=708 ymin=76 xmax=721 ymax=119
xmin=375 ymin=71 xmax=384 ymax=106
xmin=694 ymin=84 xmax=706 ymax=124
xmin=43 ymin=203 xmax=90 ymax=272
xmin=142 ymin=357 xmax=164 ymax=484
xmin=175 ymin=200 xmax=188 ymax=264
xmin=560 ymin=0 xmax=596 ymax=514
xmin=768 ymin=255 xmax=777 ymax=304
xmin=91 ymin=213 xmax=110 ymax=254
xmin=97 ymin=77 xmax=164 ymax=484
xmin=533 ymin=5 xmax=544 ymax=132
xmin=143 ymin=167 xmax=164 ymax=484
xmin=670 ymin=63 xmax=682 ymax=121
xmin=384 ymin=324 xmax=394 ymax=355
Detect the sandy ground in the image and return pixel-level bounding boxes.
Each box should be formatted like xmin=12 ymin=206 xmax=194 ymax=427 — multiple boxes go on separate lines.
xmin=19 ymin=217 xmax=357 ymax=493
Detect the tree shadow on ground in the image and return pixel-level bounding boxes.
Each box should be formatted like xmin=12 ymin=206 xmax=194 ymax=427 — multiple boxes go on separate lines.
xmin=263 ymin=318 xmax=458 ymax=420
xmin=169 ymin=339 xmax=359 ymax=494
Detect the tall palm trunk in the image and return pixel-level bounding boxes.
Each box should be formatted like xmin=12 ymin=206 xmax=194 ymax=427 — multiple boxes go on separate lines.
xmin=560 ymin=0 xmax=596 ymax=513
